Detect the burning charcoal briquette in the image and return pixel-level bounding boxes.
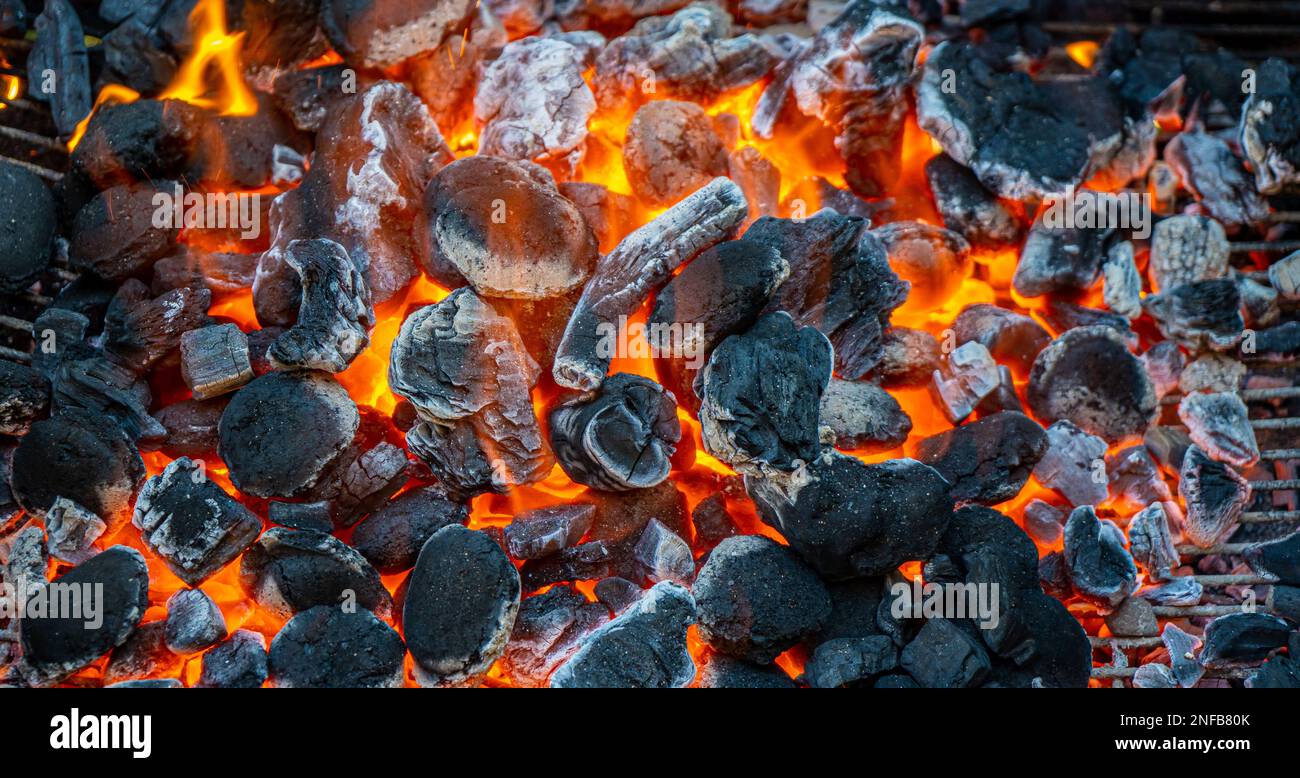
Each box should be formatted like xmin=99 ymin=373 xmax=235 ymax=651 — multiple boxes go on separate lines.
xmin=350 ymin=487 xmax=468 ymax=575
xmin=100 ymin=17 xmax=176 ymax=95
xmin=219 ymin=370 xmax=360 ymax=499
xmin=1178 ymin=391 xmax=1260 ymax=468
xmin=807 ymin=636 xmax=898 ymax=688
xmin=330 ymin=443 xmax=411 ymax=527
xmin=1245 ymin=532 xmax=1300 ymax=585
xmin=319 ymin=0 xmax=477 ymax=69
xmin=0 ymin=361 xmax=49 ymax=437
xmin=698 ymin=312 xmax=832 ymax=478
xmin=1199 ymin=613 xmax=1292 ymax=669
xmin=818 ymin=378 xmax=911 ymax=452
xmin=197 ymin=629 xmax=268 ymax=688
xmin=690 ymin=493 xmax=739 ymax=552
xmin=417 ymin=156 xmax=598 ymax=298
xmin=1128 ymin=503 xmax=1180 ymax=582
xmin=1023 ymin=499 xmax=1064 ymax=545
xmin=931 ymin=341 xmax=1000 ymax=424
xmin=163 ymin=588 xmax=227 ymax=654
xmin=69 ymin=99 xmax=205 ymax=190
xmin=899 ymin=618 xmax=990 ymax=688
xmin=501 ymin=585 xmax=607 ymax=687
xmin=1028 ymin=325 xmax=1157 ymax=443
xmin=403 ymin=525 xmax=521 ymax=686
xmin=549 ymin=373 xmax=680 ymax=491
xmin=180 ymin=324 xmax=253 ymax=401
xmin=694 ymin=535 xmax=831 ymax=664
xmin=594 ymin=576 xmax=642 ymax=615
xmin=267 ymin=501 xmax=333 ymax=532
xmin=1179 ymin=354 xmax=1245 ymax=395
xmin=70 ymin=182 xmax=181 ymax=282
xmin=924 ymin=153 xmax=1023 ymax=247
xmin=1140 ymin=578 xmax=1203 ymax=607
xmin=268 ymin=606 xmax=405 ymax=688
xmin=623 ymin=101 xmax=729 ymax=208
xmin=1014 ymin=220 xmax=1115 ymax=300
xmin=267 ymin=239 xmax=374 ymax=373
xmin=1032 ymin=421 xmax=1108 ymax=507
xmin=44 ymin=498 xmax=106 ymax=565
xmin=1063 ymin=506 xmax=1138 ymax=608
xmin=29 ymin=307 xmax=88 ymax=379
xmin=1145 ymin=279 xmax=1245 ymax=351
xmin=1239 ymin=59 xmax=1300 ymax=194
xmin=0 ymin=161 xmax=56 ymax=294
xmin=504 ymin=504 xmax=594 ymax=560
xmin=748 ymin=451 xmax=953 ymax=579
xmin=103 ymin=621 xmax=179 ymax=685
xmin=875 ymin=327 xmax=941 ymax=387
xmin=1165 ymin=129 xmax=1269 ymax=227
xmin=19 ymin=546 xmax=149 ymax=685
xmin=1149 ymin=214 xmax=1229 ymax=292
xmin=550 ymin=581 xmax=696 ymax=688
xmin=916 ymin=411 xmax=1047 ymax=505
xmin=1103 ymin=597 xmax=1159 ymax=638
xmin=953 ymin=304 xmax=1050 ymax=378
xmin=696 ymin=654 xmax=796 ymax=688
xmin=1273 ymin=586 xmax=1300 ymax=622
xmin=149 ymin=398 xmax=225 ymax=459
xmin=1179 ymin=445 xmax=1251 ymax=548
xmin=104 ymin=281 xmax=211 ymax=373
xmin=240 ymin=528 xmax=392 ymax=620
xmin=631 ymin=517 xmax=693 ymax=585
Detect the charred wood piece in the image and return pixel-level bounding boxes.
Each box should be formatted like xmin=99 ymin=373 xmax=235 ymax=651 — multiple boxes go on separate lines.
xmin=549 ymin=373 xmax=680 ymax=491
xmin=268 ymin=239 xmax=374 ymax=373
xmin=180 ymin=324 xmax=253 ymax=401
xmin=1027 ymin=325 xmax=1157 ymax=443
xmin=240 ymin=528 xmax=393 ymax=620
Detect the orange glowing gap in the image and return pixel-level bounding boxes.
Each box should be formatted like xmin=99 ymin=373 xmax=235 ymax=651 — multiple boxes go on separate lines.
xmin=0 ymin=54 xmax=19 ymax=110
xmin=1066 ymin=40 xmax=1100 ymax=69
xmin=159 ymin=0 xmax=257 ymax=116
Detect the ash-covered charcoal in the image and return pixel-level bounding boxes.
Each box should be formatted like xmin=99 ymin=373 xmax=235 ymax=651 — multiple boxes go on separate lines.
xmin=319 ymin=0 xmax=476 ymax=69
xmin=1132 ymin=661 xmax=1178 ymax=689
xmin=1102 ymin=241 xmax=1142 ymax=320
xmin=694 ymin=535 xmax=831 ymax=664
xmin=163 ymin=588 xmax=226 ymax=654
xmin=1165 ymin=129 xmax=1270 ymax=227
xmin=924 ymin=153 xmax=1023 ymax=247
xmin=44 ymin=498 xmax=106 ymax=565
xmin=406 ymin=2 xmax=506 ymax=133
xmin=899 ymin=618 xmax=990 ymax=688
xmin=818 ymin=378 xmax=911 ymax=452
xmin=27 ymin=0 xmax=90 ymax=136
xmin=1012 ymin=219 xmax=1114 ymax=299
xmin=549 ymin=373 xmax=680 ymax=491
xmin=501 ymin=585 xmax=607 ymax=687
xmin=727 ymin=146 xmax=781 ymax=223
xmin=622 ymin=100 xmax=729 ymax=208
xmin=268 ymin=606 xmax=405 ymax=688
xmin=559 ymin=182 xmax=636 ymax=254
xmin=1239 ymin=59 xmax=1300 ymax=194
xmin=1179 ymin=354 xmax=1245 ymax=395
xmin=0 ymin=162 xmax=56 ymax=294
xmin=267 ymin=501 xmax=334 ymax=532
xmin=180 ymin=324 xmax=253 ymax=401
xmin=1237 ymin=272 xmax=1281 ymax=327
xmin=351 ymin=487 xmax=468 ymax=575
xmin=18 ymin=546 xmax=149 ymax=685
xmin=1141 ymin=341 xmax=1185 ymax=399
xmin=554 ymin=177 xmax=747 ymax=391
xmin=268 ymin=239 xmax=374 ymax=373
xmin=1249 ymin=656 xmax=1300 ymax=689
xmin=30 ymin=307 xmax=89 ymax=378
xmin=1108 ymin=445 xmax=1177 ymax=511
xmin=1245 ymin=533 xmax=1300 ymax=585
xmin=550 ymin=580 xmax=696 ymax=688
xmin=916 ymin=411 xmax=1047 ymax=506
xmin=748 ymin=451 xmax=953 ymax=579
xmin=103 ymin=281 xmax=211 ymax=374
xmin=70 ymin=100 xmax=205 ymax=190
xmin=1038 ymin=551 xmax=1072 ymax=600
xmin=1246 ymin=320 xmax=1300 ymax=362
xmin=1145 ymin=279 xmax=1245 ymax=352
xmin=1140 ymin=577 xmax=1203 ymax=606
xmin=974 ymin=365 xmax=1023 ymax=417
xmin=10 ymin=408 xmax=144 ymax=527
xmin=504 ymin=504 xmax=594 ymax=560
xmin=930 ymin=341 xmax=1000 ymax=424
xmin=0 ymin=361 xmax=48 ymax=437
xmin=592 ymin=4 xmax=775 ymax=113
xmin=1144 ymin=425 xmax=1193 ymax=475
xmin=1023 ymin=499 xmax=1064 ymax=545
xmin=1040 ymin=299 xmax=1138 ymax=347
xmin=103 ymin=621 xmax=180 ymax=685
xmin=1199 ymin=613 xmax=1292 ymax=669
xmin=133 ymin=457 xmax=262 ymax=587
xmin=953 ymin=303 xmax=1050 ymax=379
xmin=1033 ymin=421 xmax=1108 ymax=507
xmin=697 ymin=312 xmax=832 ymax=478
xmin=403 ymin=525 xmax=521 ymax=687
xmin=1062 ymin=506 xmax=1138 ymax=608
xmin=1149 ymin=214 xmax=1229 ymax=293
xmin=1268 ymin=251 xmax=1300 ymax=301
xmin=389 ymin=289 xmax=551 ymax=495
xmin=152 ymin=249 xmax=259 ymax=298
xmin=219 ymin=371 xmax=359 ymax=499
xmin=1027 ymin=325 xmax=1157 ymax=443
xmin=70 ymin=182 xmax=181 ymax=283
xmin=874 ymin=327 xmax=941 ymax=387
xmin=240 ymin=528 xmax=393 ymax=620
xmin=696 ymin=653 xmax=797 ymax=688
xmin=1104 ymin=596 xmax=1159 ymax=638
xmin=1180 ymin=445 xmax=1251 ymax=548
xmin=1128 ymin=502 xmax=1180 ymax=582
xmin=149 ymin=398 xmax=226 ymax=459
xmin=483 ymin=0 xmax=547 ymax=35
xmin=690 ymin=493 xmax=739 ymax=551
xmin=474 ymin=37 xmax=596 ymax=173
xmin=272 ymin=64 xmax=359 ymax=134
xmin=1178 ymin=392 xmax=1259 ymax=468
xmin=807 ymin=636 xmax=898 ymax=688
xmin=632 ymin=518 xmax=694 ymax=584
xmin=594 ymin=576 xmax=642 ymax=615
xmin=197 ymin=629 xmax=268 ymax=688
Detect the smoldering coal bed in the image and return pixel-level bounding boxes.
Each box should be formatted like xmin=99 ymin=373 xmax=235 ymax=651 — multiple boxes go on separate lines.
xmin=1 ymin=0 xmax=1299 ymax=690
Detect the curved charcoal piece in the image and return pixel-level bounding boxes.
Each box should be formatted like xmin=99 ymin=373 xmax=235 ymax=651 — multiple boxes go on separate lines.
xmin=319 ymin=0 xmax=477 ymax=69
xmin=103 ymin=280 xmax=211 ymax=374
xmin=240 ymin=528 xmax=393 ymax=620
xmin=874 ymin=221 xmax=971 ymax=314
xmin=501 ymin=585 xmax=607 ymax=687
xmin=623 ymin=100 xmax=729 ymax=208
xmin=404 ymin=526 xmax=521 ymax=687
xmin=1012 ymin=219 xmax=1114 ymax=299
xmin=0 ymin=360 xmax=49 ymax=437
xmin=19 ymin=546 xmax=150 ymax=685
xmin=350 ymin=486 xmax=469 ymax=575
xmin=924 ymin=153 xmax=1023 ymax=247
xmin=268 ymin=606 xmax=405 ymax=688
xmin=1179 ymin=445 xmax=1251 ymax=548
xmin=268 ymin=239 xmax=375 ymax=373
xmin=163 ymin=588 xmax=227 ymax=655
xmin=952 ymin=303 xmax=1051 ymax=379
xmin=27 ymin=0 xmax=90 ymax=136
xmin=900 ymin=618 xmax=990 ymax=688
xmin=915 ymin=411 xmax=1047 ymax=506
xmin=504 ymin=504 xmax=595 ymax=560
xmin=1165 ymin=129 xmax=1269 ymax=227
xmin=1062 ymin=506 xmax=1138 ymax=608
xmin=1128 ymin=502 xmax=1180 ymax=582
xmin=1199 ymin=613 xmax=1293 ymax=669
xmin=1240 ymin=58 xmax=1300 ymax=195
xmin=818 ymin=378 xmax=911 ymax=453
xmin=553 ymin=177 xmax=748 ymax=391
xmin=1027 ymin=326 xmax=1157 ymax=443
xmin=197 ymin=629 xmax=268 ymax=688
xmin=1148 ymin=214 xmax=1229 ymax=293
xmin=1144 ymin=279 xmax=1245 ymax=352
xmin=1244 ymin=533 xmax=1300 ymax=586
xmin=549 ymin=373 xmax=680 ymax=491
xmin=1177 ymin=391 xmax=1259 ymax=468
xmin=70 ymin=182 xmax=181 ymax=283
xmin=698 ymin=312 xmax=832 ymax=478
xmin=697 ymin=654 xmax=797 ymax=688
xmin=694 ymin=535 xmax=832 ymax=664
xmin=0 ymin=161 xmax=56 ymax=294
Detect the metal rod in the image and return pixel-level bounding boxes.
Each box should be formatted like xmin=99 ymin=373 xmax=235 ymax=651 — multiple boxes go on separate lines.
xmin=1251 ymin=418 xmax=1300 ymax=431
xmin=0 ymin=124 xmax=67 ymax=153
xmin=1175 ymin=543 xmax=1254 ymax=556
xmin=0 ymin=314 xmax=32 ymax=333
xmin=1259 ymin=449 xmax=1300 ymax=461
xmin=0 ymin=154 xmax=61 ymax=182
xmin=1162 ymin=387 xmax=1300 ymax=405
xmin=14 ymin=291 xmax=51 ymax=306
xmin=1191 ymin=574 xmax=1277 ymax=586
xmin=1240 ymin=510 xmax=1300 ymax=524
xmin=1231 ymin=240 xmax=1300 ymax=254
xmin=1091 ymin=665 xmax=1258 ymax=681
xmin=1249 ymin=479 xmax=1300 ymax=491
xmin=0 ymin=345 xmax=30 ymax=363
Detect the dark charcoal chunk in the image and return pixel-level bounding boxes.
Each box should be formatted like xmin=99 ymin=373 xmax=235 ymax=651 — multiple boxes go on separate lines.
xmin=103 ymin=281 xmax=211 ymax=373
xmin=0 ymin=361 xmax=49 ymax=437
xmin=1108 ymin=445 xmax=1176 ymax=509
xmin=1248 ymin=656 xmax=1300 ymax=689
xmin=268 ymin=606 xmax=405 ymax=688
xmin=1163 ymin=623 xmax=1205 ymax=688
xmin=594 ymin=576 xmax=642 ymax=615
xmin=267 ymin=501 xmax=334 ymax=532
xmin=696 ymin=654 xmax=796 ymax=688
xmin=350 ymin=487 xmax=469 ymax=575
xmin=632 ymin=518 xmax=693 ymax=584
xmin=1240 ymin=58 xmax=1300 ymax=195
xmin=1199 ymin=613 xmax=1292 ymax=668
xmin=329 ymin=442 xmax=411 ymax=527
xmin=1245 ymin=320 xmax=1300 ymax=362
xmin=70 ymin=182 xmax=180 ymax=282
xmin=1041 ymin=299 xmax=1138 ymax=347
xmin=819 ymin=378 xmax=911 ymax=453
xmin=900 ymin=618 xmax=990 ymax=688
xmin=501 ymin=585 xmax=607 ymax=687
xmin=1144 ymin=279 xmax=1245 ymax=351
xmin=504 ymin=504 xmax=595 ymax=560
xmin=197 ymin=629 xmax=268 ymax=688
xmin=403 ymin=525 xmax=521 ymax=686
xmin=988 ymin=592 xmax=1091 ymax=688
xmin=1063 ymin=506 xmax=1138 ymax=608
xmin=272 ymin=64 xmax=355 ymax=133
xmin=924 ymin=153 xmax=1023 ymax=247
xmin=1013 ymin=219 xmax=1114 ymax=299
xmin=694 ymin=535 xmax=832 ymax=664
xmin=27 ymin=0 xmax=91 ymax=136
xmin=10 ymin=408 xmax=145 ymax=528
xmin=519 ymin=538 xmax=624 ymax=590
xmin=807 ymin=636 xmax=898 ymax=688
xmin=268 ymin=239 xmax=374 ymax=373
xmin=874 ymin=327 xmax=941 ymax=388
xmin=1165 ymin=129 xmax=1269 ymax=227
xmin=0 ymin=161 xmax=56 ymax=293
xmin=219 ymin=370 xmax=359 ymax=498
xmin=132 ymin=457 xmax=261 ymax=586
xmin=29 ymin=307 xmax=89 ymax=379
xmin=1128 ymin=502 xmax=1180 ymax=582
xmin=1023 ymin=499 xmax=1064 ymax=545
xmin=45 ymin=497 xmax=107 ymax=564
xmin=623 ymin=100 xmax=729 ymax=208
xmin=320 ymin=0 xmax=477 ymax=69
xmin=748 ymin=451 xmax=954 ymax=579
xmin=930 ymin=342 xmax=1000 ymax=424
xmin=952 ymin=303 xmax=1050 ymax=379
xmin=19 ymin=546 xmax=149 ymax=684
xmin=1179 ymin=445 xmax=1251 ymax=548
xmin=1245 ymin=532 xmax=1300 ymax=586
xmin=163 ymin=588 xmax=226 ymax=654
xmin=103 ymin=620 xmax=179 ymax=685
xmin=240 ymin=528 xmax=392 ymax=620
xmin=549 ymin=373 xmax=680 ymax=491
xmin=1027 ymin=325 xmax=1157 ymax=443
xmin=586 ymin=478 xmax=690 ymax=543
xmin=916 ymin=411 xmax=1047 ymax=506
xmin=1178 ymin=391 xmax=1259 ymax=468
xmin=690 ymin=494 xmax=738 ymax=551
xmin=150 ymin=398 xmax=226 ymax=459
xmin=747 ymin=210 xmax=909 ymax=380
xmin=69 ymin=100 xmax=205 ymax=190
xmin=698 ymin=312 xmax=832 ymax=478
xmin=1104 ymin=596 xmax=1159 ymax=638
xmin=813 ymin=578 xmax=887 ymax=645
xmin=550 ymin=581 xmax=696 ymax=688
xmin=180 ymin=324 xmax=253 ymax=401
xmin=100 ymin=17 xmax=176 ymax=94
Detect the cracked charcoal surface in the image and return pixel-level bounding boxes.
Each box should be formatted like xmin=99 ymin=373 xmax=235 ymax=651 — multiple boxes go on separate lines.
xmin=1145 ymin=279 xmax=1245 ymax=352
xmin=27 ymin=0 xmax=90 ymax=136
xmin=103 ymin=620 xmax=178 ymax=685
xmin=1179 ymin=354 xmax=1245 ymax=395
xmin=1165 ymin=129 xmax=1269 ymax=227
xmin=70 ymin=182 xmax=180 ymax=283
xmin=900 ymin=618 xmax=990 ymax=688
xmin=69 ymin=99 xmax=205 ymax=190
xmin=163 ymin=588 xmax=227 ymax=655
xmin=818 ymin=378 xmax=911 ymax=453
xmin=1063 ymin=506 xmax=1138 ymax=609
xmin=504 ymin=504 xmax=595 ymax=560
xmin=915 ymin=411 xmax=1047 ymax=506
xmin=1149 ymin=214 xmax=1229 ymax=293
xmin=1128 ymin=502 xmax=1180 ymax=582
xmin=239 ymin=528 xmax=393 ymax=620
xmin=197 ymin=629 xmax=268 ymax=688
xmin=1177 ymin=391 xmax=1259 ymax=468
xmin=1239 ymin=58 xmax=1300 ymax=195
xmin=103 ymin=280 xmax=211 ymax=374
xmin=351 ymin=486 xmax=469 ymax=575
xmin=952 ymin=303 xmax=1051 ymax=379
xmin=623 ymin=100 xmax=730 ymax=208
xmin=1027 ymin=325 xmax=1157 ymax=443
xmin=1179 ymin=445 xmax=1251 ymax=548
xmin=268 ymin=606 xmax=405 ymax=688
xmin=51 ymin=347 xmax=163 ymax=442
xmin=0 ymin=361 xmax=49 ymax=438
xmin=1032 ymin=420 xmax=1108 ymax=508
xmin=807 ymin=636 xmax=898 ymax=688
xmin=696 ymin=653 xmax=797 ymax=688
xmin=1244 ymin=533 xmax=1300 ymax=586
xmin=320 ymin=0 xmax=477 ymax=69
xmin=0 ymin=161 xmax=56 ymax=294
xmin=501 ymin=585 xmax=607 ymax=687
xmin=268 ymin=239 xmax=374 ymax=373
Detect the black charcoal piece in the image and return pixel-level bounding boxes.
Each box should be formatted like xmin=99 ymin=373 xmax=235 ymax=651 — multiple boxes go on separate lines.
xmin=698 ymin=312 xmax=832 ymax=478
xmin=163 ymin=588 xmax=227 ymax=654
xmin=900 ymin=618 xmax=990 ymax=688
xmin=504 ymin=504 xmax=594 ymax=560
xmin=819 ymin=378 xmax=911 ymax=453
xmin=1273 ymin=586 xmax=1300 ymax=622
xmin=1013 ymin=219 xmax=1115 ymax=299
xmin=320 ymin=0 xmax=477 ymax=69
xmin=403 ymin=525 xmax=521 ymax=687
xmin=150 ymin=398 xmax=226 ymax=459
xmin=586 ymin=478 xmax=691 ymax=544
xmin=44 ymin=498 xmax=106 ymax=565
xmin=1103 ymin=597 xmax=1159 ymax=638
xmin=807 ymin=636 xmax=898 ymax=688
xmin=696 ymin=654 xmax=797 ymax=688
xmin=1038 ymin=551 xmax=1071 ymax=600
xmin=1141 ymin=341 xmax=1185 ymax=399
xmin=631 ymin=518 xmax=693 ymax=584
xmin=1245 ymin=533 xmax=1300 ymax=586
xmin=5 ymin=525 xmax=46 ymax=592
xmin=104 ymin=281 xmax=211 ymax=373
xmin=1144 ymin=279 xmax=1245 ymax=351
xmin=180 ymin=324 xmax=253 ymax=401
xmin=550 ymin=581 xmax=697 ymax=688
xmin=268 ymin=606 xmax=405 ymax=688
xmin=350 ymin=487 xmax=469 ymax=574
xmin=1177 ymin=392 xmax=1259 ymax=468
xmin=875 ymin=327 xmax=941 ymax=388
xmin=1027 ymin=325 xmax=1157 ymax=443
xmin=132 ymin=457 xmax=261 ymax=586
xmin=953 ymin=304 xmax=1050 ymax=379
xmin=267 ymin=501 xmax=334 ymax=532
xmin=690 ymin=494 xmax=739 ymax=551
xmin=103 ymin=621 xmax=178 ymax=685
xmin=1165 ymin=129 xmax=1269 ymax=227
xmin=1023 ymin=499 xmax=1064 ymax=546
xmin=197 ymin=629 xmax=268 ymax=688
xmin=931 ymin=342 xmax=1000 ymax=424
xmin=272 ymin=64 xmax=355 ymax=133
xmin=1246 ymin=320 xmax=1300 ymax=362
xmin=100 ymin=17 xmax=176 ymax=94
xmin=0 ymin=361 xmax=49 ymax=437
xmin=549 ymin=373 xmax=680 ymax=491
xmin=1248 ymin=656 xmax=1300 ymax=689
xmin=748 ymin=451 xmax=953 ymax=579
xmin=329 ymin=443 xmax=410 ymax=527
xmin=0 ymin=161 xmax=56 ymax=294
xmin=501 ymin=585 xmax=607 ymax=687
xmin=19 ymin=546 xmax=149 ymax=685
xmin=1063 ymin=506 xmax=1138 ymax=608
xmin=1149 ymin=214 xmax=1229 ymax=293
xmin=924 ymin=153 xmax=1023 ymax=247
xmin=70 ymin=182 xmax=181 ymax=282
xmin=27 ymin=0 xmax=90 ymax=136
xmin=694 ymin=535 xmax=831 ymax=664
xmin=50 ymin=346 xmax=162 ymax=443
xmin=1144 ymin=424 xmax=1192 ymax=474
xmin=1239 ymin=58 xmax=1300 ymax=194
xmin=1199 ymin=613 xmax=1292 ymax=669
xmin=30 ymin=307 xmax=89 ymax=379
xmin=268 ymin=239 xmax=374 ymax=373
xmin=1179 ymin=445 xmax=1251 ymax=548
xmin=916 ymin=411 xmax=1047 ymax=505
xmin=519 ymin=538 xmax=623 ymax=590
xmin=623 ymin=100 xmax=729 ymax=208
xmin=219 ymin=370 xmax=360 ymax=499
xmin=70 ymin=100 xmax=205 ymax=190
xmin=241 ymin=528 xmax=392 ymax=619
xmin=594 ymin=576 xmax=642 ymax=615
xmin=1033 ymin=420 xmax=1108 ymax=507
xmin=1128 ymin=503 xmax=1180 ymax=582
xmin=1040 ymin=299 xmax=1138 ymax=348
xmin=1140 ymin=578 xmax=1203 ymax=607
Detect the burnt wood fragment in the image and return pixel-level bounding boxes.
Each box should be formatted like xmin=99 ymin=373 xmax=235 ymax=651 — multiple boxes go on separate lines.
xmin=1063 ymin=506 xmax=1138 ymax=608
xmin=104 ymin=280 xmax=212 ymax=374
xmin=1199 ymin=613 xmax=1292 ymax=669
xmin=180 ymin=324 xmax=253 ymax=401
xmin=27 ymin=0 xmax=91 ymax=137
xmin=1144 ymin=279 xmax=1245 ymax=351
xmin=1178 ymin=391 xmax=1259 ymax=468
xmin=504 ymin=504 xmax=595 ymax=560
xmin=1244 ymin=533 xmax=1300 ymax=586
xmin=1013 ymin=219 xmax=1114 ymax=299
xmin=163 ymin=588 xmax=226 ymax=654
xmin=44 ymin=497 xmax=106 ymax=565
xmin=1179 ymin=445 xmax=1251 ymax=548
xmin=549 ymin=373 xmax=680 ymax=491
xmin=924 ymin=153 xmax=1023 ymax=247
xmin=268 ymin=239 xmax=374 ymax=373
xmin=1239 ymin=58 xmax=1300 ymax=195
xmin=1032 ymin=420 xmax=1109 ymax=507
xmin=197 ymin=629 xmax=267 ymax=688
xmin=916 ymin=411 xmax=1047 ymax=506
xmin=241 ymin=528 xmax=392 ymax=620
xmin=1149 ymin=214 xmax=1229 ymax=293
xmin=1165 ymin=129 xmax=1269 ymax=227
xmin=70 ymin=182 xmax=181 ymax=282
xmin=0 ymin=361 xmax=49 ymax=437
xmin=319 ymin=0 xmax=477 ymax=69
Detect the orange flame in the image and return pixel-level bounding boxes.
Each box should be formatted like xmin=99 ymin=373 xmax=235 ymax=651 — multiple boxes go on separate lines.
xmin=159 ymin=0 xmax=257 ymax=116
xmin=0 ymin=54 xmax=19 ymax=110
